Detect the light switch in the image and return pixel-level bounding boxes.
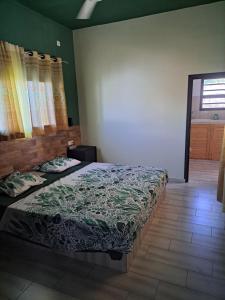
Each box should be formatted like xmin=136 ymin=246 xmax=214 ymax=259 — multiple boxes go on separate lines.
xmin=56 ymin=40 xmax=61 ymax=47
xmin=68 ymin=140 xmax=74 ymax=146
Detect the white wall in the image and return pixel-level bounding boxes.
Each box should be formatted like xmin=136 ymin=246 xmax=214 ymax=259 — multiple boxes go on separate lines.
xmin=73 ymin=2 xmax=225 ymax=180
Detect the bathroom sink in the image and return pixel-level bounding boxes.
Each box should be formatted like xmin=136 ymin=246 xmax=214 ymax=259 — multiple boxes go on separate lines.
xmin=191 ymin=119 xmax=225 ymax=124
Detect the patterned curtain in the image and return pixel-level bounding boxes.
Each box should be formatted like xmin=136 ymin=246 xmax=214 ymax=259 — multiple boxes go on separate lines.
xmin=0 ymin=41 xmax=68 ymax=140
xmin=25 ymin=52 xmax=57 ymax=135
xmin=0 ymin=41 xmax=32 ymax=139
xmin=217 ymin=126 xmax=225 ymax=211
xmin=51 ymin=58 xmax=68 ymax=130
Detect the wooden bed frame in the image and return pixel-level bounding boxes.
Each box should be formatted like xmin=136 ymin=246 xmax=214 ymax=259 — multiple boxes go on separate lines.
xmin=73 ymin=188 xmax=166 ymax=272
xmin=0 ymin=187 xmax=166 ymax=273
xmin=0 ymin=125 xmax=166 ymax=273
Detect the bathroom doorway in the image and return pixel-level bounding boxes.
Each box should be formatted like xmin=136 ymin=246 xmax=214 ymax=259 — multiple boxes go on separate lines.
xmin=184 ymin=72 xmax=225 ymax=183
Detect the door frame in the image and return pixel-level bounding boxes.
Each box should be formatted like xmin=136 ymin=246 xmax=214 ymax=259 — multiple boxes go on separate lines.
xmin=184 ymin=71 xmax=225 ymax=182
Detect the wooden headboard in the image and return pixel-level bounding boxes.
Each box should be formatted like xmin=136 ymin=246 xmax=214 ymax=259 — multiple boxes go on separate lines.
xmin=0 ymin=126 xmax=81 ymax=178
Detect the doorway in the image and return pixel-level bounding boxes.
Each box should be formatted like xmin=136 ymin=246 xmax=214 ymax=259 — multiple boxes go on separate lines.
xmin=184 ymin=72 xmax=225 ymax=182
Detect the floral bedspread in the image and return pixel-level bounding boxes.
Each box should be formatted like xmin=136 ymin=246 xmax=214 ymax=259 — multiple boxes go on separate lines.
xmin=0 ymin=163 xmax=167 ymax=254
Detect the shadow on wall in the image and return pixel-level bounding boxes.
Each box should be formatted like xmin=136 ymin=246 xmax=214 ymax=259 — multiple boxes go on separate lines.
xmin=78 ymin=38 xmax=185 ymax=177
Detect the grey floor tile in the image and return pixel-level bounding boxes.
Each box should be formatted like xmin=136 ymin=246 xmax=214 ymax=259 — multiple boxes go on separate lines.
xmin=17 ymin=283 xmax=79 ymax=300
xmin=143 ymin=232 xmax=171 ymax=250
xmin=152 ymin=217 xmax=212 ymax=236
xmin=213 ymin=263 xmax=225 ymax=280
xmin=158 ymin=205 xmax=196 ymax=216
xmin=178 ymin=215 xmax=224 ymax=229
xmin=130 ymin=256 xmax=187 ymax=286
xmin=187 ymin=271 xmax=225 ymax=299
xmin=0 ymin=296 xmax=10 ymax=300
xmin=170 ymin=239 xmax=225 ymax=264
xmin=156 ymin=281 xmax=218 ymax=300
xmin=126 ymin=293 xmax=154 ymax=300
xmin=56 ymin=273 xmax=128 ymax=300
xmin=147 ymin=224 xmax=192 ymax=242
xmin=212 ymin=228 xmax=225 ymax=239
xmin=161 ymin=198 xmax=213 ymax=211
xmin=0 ymin=259 xmax=63 ymax=289
xmin=147 ymin=246 xmax=213 ymax=275
xmin=89 ymin=265 xmax=158 ymax=299
xmin=196 ymin=209 xmax=225 ymax=220
xmin=0 ymin=271 xmax=31 ymax=300
xmin=155 ymin=211 xmax=179 ymax=221
xmin=192 ymin=233 xmax=225 ymax=252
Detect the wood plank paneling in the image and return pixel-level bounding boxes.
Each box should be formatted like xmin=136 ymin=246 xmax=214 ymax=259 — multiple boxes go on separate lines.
xmin=0 ymin=126 xmax=81 ymax=177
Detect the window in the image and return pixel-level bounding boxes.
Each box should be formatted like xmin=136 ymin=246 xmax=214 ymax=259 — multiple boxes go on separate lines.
xmin=200 ymin=78 xmax=225 ymax=110
xmin=27 ymin=80 xmax=56 ymax=128
xmin=0 ymin=41 xmax=68 ymax=140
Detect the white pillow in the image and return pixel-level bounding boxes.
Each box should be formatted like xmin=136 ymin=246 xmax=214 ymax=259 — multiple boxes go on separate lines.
xmin=40 ymin=157 xmax=81 ymax=173
xmin=0 ymin=171 xmax=46 ymax=197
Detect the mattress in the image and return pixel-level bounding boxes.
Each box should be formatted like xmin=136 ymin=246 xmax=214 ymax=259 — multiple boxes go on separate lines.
xmin=0 ymin=162 xmax=90 ymax=219
xmin=0 ymin=163 xmax=167 ymax=254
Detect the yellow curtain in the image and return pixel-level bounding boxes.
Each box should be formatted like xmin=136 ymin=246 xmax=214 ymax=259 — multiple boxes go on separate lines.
xmin=51 ymin=58 xmax=68 ymax=130
xmin=217 ymin=126 xmax=225 ymax=211
xmin=25 ymin=52 xmax=68 ymax=133
xmin=0 ymin=41 xmax=32 ymax=139
xmin=0 ymin=41 xmax=68 ymax=140
xmin=25 ymin=52 xmax=57 ymax=135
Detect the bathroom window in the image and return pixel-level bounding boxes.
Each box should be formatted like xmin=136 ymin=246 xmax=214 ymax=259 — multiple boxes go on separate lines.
xmin=200 ymin=78 xmax=225 ymax=110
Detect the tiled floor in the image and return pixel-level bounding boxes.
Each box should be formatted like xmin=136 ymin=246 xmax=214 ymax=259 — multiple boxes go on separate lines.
xmin=0 ymin=159 xmax=225 ymax=300
xmin=189 ymin=159 xmax=220 ymax=183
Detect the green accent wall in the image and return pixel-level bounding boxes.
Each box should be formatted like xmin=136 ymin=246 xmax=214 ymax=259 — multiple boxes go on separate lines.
xmin=0 ymin=0 xmax=79 ymax=125
xmin=15 ymin=0 xmax=223 ymax=29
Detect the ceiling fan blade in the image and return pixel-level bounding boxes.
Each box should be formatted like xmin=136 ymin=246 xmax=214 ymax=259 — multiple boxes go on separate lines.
xmin=77 ymin=0 xmax=102 ymax=19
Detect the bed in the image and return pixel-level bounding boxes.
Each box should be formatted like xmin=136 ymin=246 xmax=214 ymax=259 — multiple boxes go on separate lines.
xmin=0 ymin=162 xmax=167 ymax=272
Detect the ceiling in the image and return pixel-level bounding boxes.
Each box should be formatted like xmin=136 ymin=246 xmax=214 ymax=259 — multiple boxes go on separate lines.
xmin=15 ymin=0 xmax=222 ymax=29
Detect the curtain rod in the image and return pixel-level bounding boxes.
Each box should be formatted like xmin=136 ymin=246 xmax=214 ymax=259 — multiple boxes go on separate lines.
xmin=25 ymin=50 xmax=69 ymax=64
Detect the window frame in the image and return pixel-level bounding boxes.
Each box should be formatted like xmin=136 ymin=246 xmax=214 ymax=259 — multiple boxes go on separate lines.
xmin=200 ymin=77 xmax=225 ymax=111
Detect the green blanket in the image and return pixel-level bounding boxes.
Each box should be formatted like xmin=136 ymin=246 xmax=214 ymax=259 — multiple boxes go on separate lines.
xmin=0 ymin=163 xmax=167 ymax=254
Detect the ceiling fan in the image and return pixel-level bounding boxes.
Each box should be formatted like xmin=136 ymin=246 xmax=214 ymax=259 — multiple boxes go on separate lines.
xmin=77 ymin=0 xmax=103 ymax=19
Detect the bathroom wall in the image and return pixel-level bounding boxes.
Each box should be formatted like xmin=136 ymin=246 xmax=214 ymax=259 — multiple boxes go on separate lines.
xmin=192 ymin=79 xmax=225 ymax=120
